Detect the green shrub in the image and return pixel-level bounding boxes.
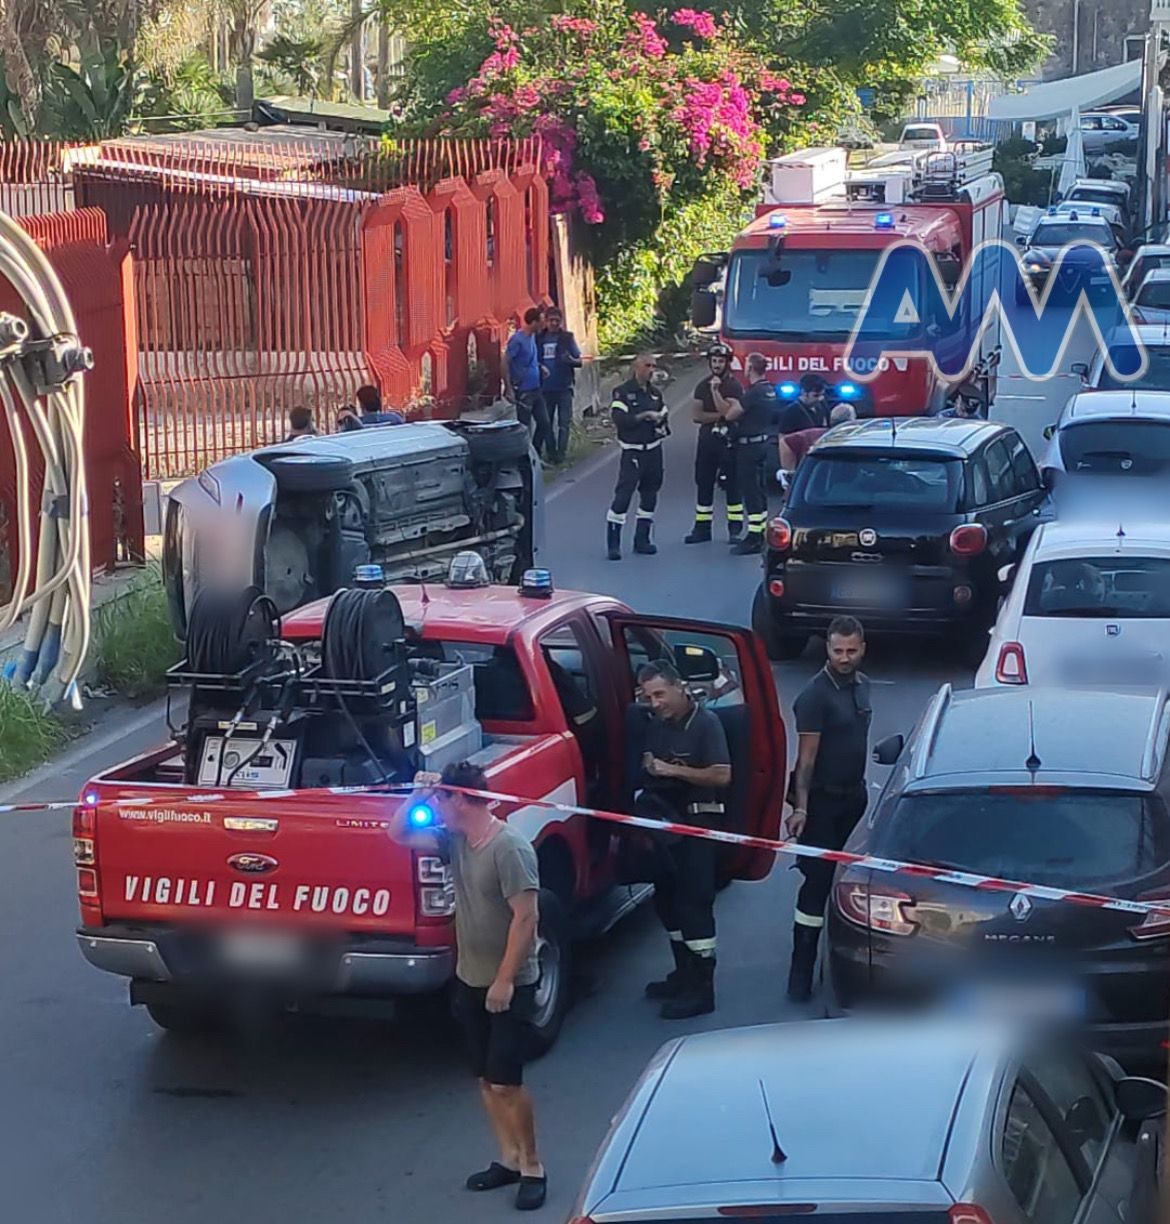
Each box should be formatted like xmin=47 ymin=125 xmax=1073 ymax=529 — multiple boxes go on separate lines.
xmin=93 ymin=566 xmax=180 ymax=699
xmin=0 ymin=686 xmax=68 ymax=783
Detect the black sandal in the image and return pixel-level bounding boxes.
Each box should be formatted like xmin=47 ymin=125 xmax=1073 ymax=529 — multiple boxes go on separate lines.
xmin=466 ymin=1162 xmax=522 ymax=1191
xmin=516 ymin=1175 xmax=548 ymax=1211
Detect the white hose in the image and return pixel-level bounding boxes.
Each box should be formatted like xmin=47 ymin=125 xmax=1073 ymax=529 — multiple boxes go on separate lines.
xmin=0 ymin=207 xmax=91 ymax=709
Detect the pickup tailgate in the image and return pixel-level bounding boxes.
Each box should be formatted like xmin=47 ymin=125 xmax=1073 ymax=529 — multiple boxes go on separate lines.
xmin=92 ymin=788 xmax=419 ymax=935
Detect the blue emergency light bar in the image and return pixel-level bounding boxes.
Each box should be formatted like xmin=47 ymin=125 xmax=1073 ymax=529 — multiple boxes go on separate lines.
xmin=1047 ymin=205 xmax=1058 ymax=214
xmin=519 ymin=568 xmax=555 ymax=598
xmin=768 ymin=213 xmax=788 ymax=228
xmin=778 ymin=381 xmax=799 ymax=398
xmin=874 ymin=212 xmax=895 ymax=229
xmin=836 ymin=382 xmax=860 ymax=400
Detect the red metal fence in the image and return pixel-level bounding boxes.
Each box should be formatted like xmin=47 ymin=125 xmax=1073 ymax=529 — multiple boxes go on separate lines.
xmin=0 ymin=204 xmax=144 ymax=601
xmin=0 ymin=136 xmax=550 ymax=481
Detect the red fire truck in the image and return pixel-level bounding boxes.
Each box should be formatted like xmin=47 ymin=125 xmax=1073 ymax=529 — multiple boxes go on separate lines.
xmin=73 ymin=566 xmax=786 ymax=1050
xmin=690 ymin=144 xmax=1006 ymax=416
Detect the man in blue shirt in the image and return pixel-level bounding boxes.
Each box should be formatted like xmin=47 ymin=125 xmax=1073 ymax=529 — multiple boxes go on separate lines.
xmin=504 ymin=308 xmax=552 ymax=459
xmin=537 ymin=306 xmax=583 ymax=464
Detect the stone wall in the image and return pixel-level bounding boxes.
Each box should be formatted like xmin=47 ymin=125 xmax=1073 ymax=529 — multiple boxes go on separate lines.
xmin=1024 ymin=0 xmax=1147 ymax=79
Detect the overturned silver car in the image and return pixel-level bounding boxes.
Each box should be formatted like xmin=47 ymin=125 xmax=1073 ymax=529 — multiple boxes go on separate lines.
xmin=163 ymin=418 xmax=543 ymax=635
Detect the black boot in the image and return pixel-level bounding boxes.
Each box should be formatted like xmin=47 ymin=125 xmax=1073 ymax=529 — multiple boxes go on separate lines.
xmin=786 ymin=923 xmax=821 ymax=1003
xmin=684 ymin=521 xmax=712 ymax=544
xmin=634 ymin=518 xmax=658 ymax=555
xmin=732 ymin=531 xmax=764 ymax=555
xmin=645 ymin=941 xmax=686 ymax=1000
xmin=660 ymin=948 xmax=715 ymax=1019
xmin=727 ymin=518 xmax=744 ymax=542
xmin=606 ymin=521 xmax=622 ymax=561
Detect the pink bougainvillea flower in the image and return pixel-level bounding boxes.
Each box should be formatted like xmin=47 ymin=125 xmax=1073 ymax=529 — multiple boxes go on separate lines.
xmin=790 ymin=92 xmax=806 ymax=105
xmin=628 ymin=12 xmax=668 ymax=58
xmin=670 ymin=8 xmax=719 ymax=38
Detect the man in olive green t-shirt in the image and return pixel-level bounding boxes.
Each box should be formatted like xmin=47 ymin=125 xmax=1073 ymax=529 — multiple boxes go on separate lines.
xmin=390 ymin=760 xmax=546 ymax=1212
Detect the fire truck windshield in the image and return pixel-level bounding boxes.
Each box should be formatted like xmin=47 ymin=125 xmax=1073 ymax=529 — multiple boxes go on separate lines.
xmin=723 ymin=248 xmax=921 ymax=342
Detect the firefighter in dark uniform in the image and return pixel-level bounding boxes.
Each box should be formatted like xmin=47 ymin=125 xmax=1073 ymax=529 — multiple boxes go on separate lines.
xmin=786 ymin=615 xmax=872 ymax=1002
xmin=723 ymin=351 xmax=777 ymax=554
xmin=636 ymin=660 xmax=731 ymax=1020
xmin=606 ymin=353 xmax=669 ymax=561
xmin=684 ymin=343 xmax=745 ymax=545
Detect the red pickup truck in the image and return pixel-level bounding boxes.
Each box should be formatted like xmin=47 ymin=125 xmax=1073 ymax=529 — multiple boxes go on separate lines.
xmin=74 ymin=573 xmax=786 ymax=1049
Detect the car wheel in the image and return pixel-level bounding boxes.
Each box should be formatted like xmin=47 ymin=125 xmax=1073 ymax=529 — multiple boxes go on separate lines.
xmin=144 ymin=1001 xmax=222 ymax=1036
xmin=256 ymin=452 xmax=355 ymax=495
xmin=462 ymin=420 xmax=532 ymax=465
xmin=528 ymin=889 xmax=572 ymax=1057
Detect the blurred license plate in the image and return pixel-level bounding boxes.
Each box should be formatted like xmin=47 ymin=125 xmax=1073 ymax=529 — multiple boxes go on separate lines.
xmin=217 ymin=930 xmax=306 ymax=972
xmin=833 ymin=573 xmax=899 ymax=605
xmin=949 ymin=981 xmax=1087 ymax=1022
xmin=1061 ymin=655 xmax=1159 ymax=686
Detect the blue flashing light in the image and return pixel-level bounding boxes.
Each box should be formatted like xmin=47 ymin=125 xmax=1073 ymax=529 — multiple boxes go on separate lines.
xmin=408 ymin=802 xmax=436 ymax=829
xmin=874 ymin=212 xmax=895 ymax=229
xmin=837 ymin=382 xmax=860 ymax=400
xmin=1046 ymin=205 xmax=1057 ymax=214
xmin=778 ymin=381 xmax=799 ymax=398
xmin=519 ymin=568 xmax=555 ymax=598
xmin=768 ymin=212 xmax=788 ymax=228
xmin=1091 ymin=207 xmax=1101 ymax=216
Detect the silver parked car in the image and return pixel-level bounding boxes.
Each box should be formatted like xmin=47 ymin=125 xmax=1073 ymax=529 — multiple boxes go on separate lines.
xmin=568 ymin=1018 xmax=1163 ymax=1223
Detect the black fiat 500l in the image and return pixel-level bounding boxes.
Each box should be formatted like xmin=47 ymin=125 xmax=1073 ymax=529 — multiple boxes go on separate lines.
xmin=752 ymin=418 xmax=1046 ymax=660
xmin=828 ymin=684 xmax=1170 ymax=1070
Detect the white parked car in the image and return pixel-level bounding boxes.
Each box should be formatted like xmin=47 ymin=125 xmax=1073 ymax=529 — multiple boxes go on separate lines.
xmin=1080 ymin=112 xmax=1140 ymax=153
xmin=1121 ymin=243 xmax=1170 ymax=298
xmin=1131 ymin=268 xmax=1170 ymax=323
xmin=976 ymin=519 xmax=1170 ymax=688
xmin=1053 ymin=198 xmax=1128 ymax=233
xmin=1077 ymin=325 xmax=1170 ymax=391
xmin=1039 ymin=389 xmax=1170 ymax=483
xmin=898 ymin=122 xmax=947 ymax=152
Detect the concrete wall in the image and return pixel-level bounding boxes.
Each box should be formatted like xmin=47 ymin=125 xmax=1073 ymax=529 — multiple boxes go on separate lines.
xmin=1024 ymin=0 xmax=1148 ymax=79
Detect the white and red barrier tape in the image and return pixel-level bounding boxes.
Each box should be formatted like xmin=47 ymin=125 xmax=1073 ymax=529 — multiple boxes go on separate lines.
xmin=10 ymin=782 xmax=1170 ymax=923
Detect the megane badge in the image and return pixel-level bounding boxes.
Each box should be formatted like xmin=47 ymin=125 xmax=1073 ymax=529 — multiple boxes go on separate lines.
xmin=1107 ymin=624 xmax=1121 ymax=637
xmin=1010 ymin=893 xmax=1033 ymax=922
xmin=858 ymin=528 xmax=877 ymax=547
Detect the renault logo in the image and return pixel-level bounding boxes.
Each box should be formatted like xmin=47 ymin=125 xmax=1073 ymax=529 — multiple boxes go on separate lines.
xmin=1107 ymin=624 xmax=1121 ymax=637
xmin=228 ymin=853 xmax=278 ymax=875
xmin=1009 ymin=893 xmax=1033 ymax=922
xmin=858 ymin=528 xmax=878 ymax=547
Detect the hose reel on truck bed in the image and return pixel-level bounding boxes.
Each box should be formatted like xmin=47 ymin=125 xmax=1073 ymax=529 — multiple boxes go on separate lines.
xmin=171 ymin=584 xmax=421 ymax=791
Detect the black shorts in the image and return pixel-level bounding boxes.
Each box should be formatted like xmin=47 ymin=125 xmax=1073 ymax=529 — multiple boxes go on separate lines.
xmin=452 ymin=978 xmax=539 ymax=1086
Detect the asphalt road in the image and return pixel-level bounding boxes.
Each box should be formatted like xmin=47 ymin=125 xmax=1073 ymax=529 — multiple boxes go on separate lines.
xmin=0 ymin=366 xmax=1008 ymax=1224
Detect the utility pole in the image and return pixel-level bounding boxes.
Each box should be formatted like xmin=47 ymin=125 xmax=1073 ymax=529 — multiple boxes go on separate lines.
xmin=350 ymin=0 xmax=365 ymax=100
xmin=1141 ymin=0 xmax=1169 ymax=235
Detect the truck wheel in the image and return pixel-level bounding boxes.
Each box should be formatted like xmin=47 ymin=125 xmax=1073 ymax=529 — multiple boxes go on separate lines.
xmin=528 ymin=889 xmax=572 ymax=1057
xmin=144 ymin=1001 xmax=221 ymax=1036
xmin=462 ymin=421 xmax=531 ymax=465
xmin=257 ymin=452 xmax=355 ymax=495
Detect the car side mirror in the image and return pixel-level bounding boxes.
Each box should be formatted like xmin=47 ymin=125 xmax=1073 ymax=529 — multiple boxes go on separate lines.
xmin=1043 ymin=423 xmax=1057 ymax=440
xmin=934 ymin=252 xmax=962 ymax=289
xmin=1041 ymin=467 xmax=1057 ymax=491
xmin=690 ymin=290 xmax=717 ymax=330
xmin=674 ymin=643 xmax=720 ymax=683
xmin=872 ymin=733 xmax=904 ymax=766
xmin=998 ymin=562 xmax=1016 ymax=586
xmin=1070 ymin=362 xmax=1089 ymax=380
xmin=1115 ymin=1076 xmax=1168 ymax=1122
xmin=1015 ymin=234 xmax=1029 ymax=248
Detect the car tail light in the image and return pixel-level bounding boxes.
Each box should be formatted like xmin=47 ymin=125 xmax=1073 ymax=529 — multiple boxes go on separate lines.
xmin=833 ymin=878 xmax=918 ymax=936
xmin=77 ymin=868 xmax=98 ymax=897
xmin=767 ymin=517 xmax=792 ymax=551
xmin=73 ymin=805 xmax=96 ymax=866
xmin=416 ymin=853 xmax=455 ymax=921
xmin=995 ymin=641 xmax=1028 ymax=685
xmin=1129 ymin=892 xmax=1170 ymax=941
xmin=768 ymin=578 xmax=785 ymax=598
xmin=949 ymin=524 xmax=987 ymax=556
xmin=950 ymin=1207 xmax=994 ymax=1224
xmin=73 ymin=803 xmax=103 ymax=923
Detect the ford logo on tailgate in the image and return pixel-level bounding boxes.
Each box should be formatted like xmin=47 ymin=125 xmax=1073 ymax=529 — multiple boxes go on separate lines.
xmin=228 ymin=853 xmax=278 ymax=875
